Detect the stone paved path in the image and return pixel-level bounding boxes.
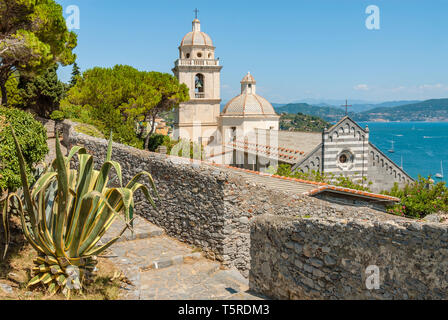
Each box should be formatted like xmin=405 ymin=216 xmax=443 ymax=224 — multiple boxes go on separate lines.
xmin=102 ymin=217 xmax=265 ymax=300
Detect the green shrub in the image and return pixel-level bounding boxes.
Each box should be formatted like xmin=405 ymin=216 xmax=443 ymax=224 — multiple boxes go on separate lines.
xmin=334 ymin=174 xmax=372 ymax=191
xmin=267 ymin=164 xmax=372 ymax=191
xmin=383 ymin=176 xmax=448 ymax=218
xmin=50 ymin=110 xmax=64 ymax=121
xmin=0 ymin=107 xmax=48 ymax=191
xmin=147 ymin=134 xmax=170 ymax=152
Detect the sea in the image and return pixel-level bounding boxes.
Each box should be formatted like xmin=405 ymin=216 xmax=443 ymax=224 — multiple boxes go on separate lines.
xmin=359 ymin=122 xmax=448 ymax=184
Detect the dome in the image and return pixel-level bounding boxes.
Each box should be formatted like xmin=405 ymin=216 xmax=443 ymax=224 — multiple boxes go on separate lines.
xmin=222 ymin=73 xmax=277 ymax=116
xmin=180 ymin=19 xmax=213 ymax=47
xmin=223 ymin=95 xmax=276 ymax=116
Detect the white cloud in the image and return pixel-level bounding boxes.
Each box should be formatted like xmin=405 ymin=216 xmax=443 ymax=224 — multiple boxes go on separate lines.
xmin=354 ymin=84 xmax=369 ymax=91
xmin=418 ymin=83 xmax=446 ymax=90
xmin=390 ymin=86 xmax=406 ymax=92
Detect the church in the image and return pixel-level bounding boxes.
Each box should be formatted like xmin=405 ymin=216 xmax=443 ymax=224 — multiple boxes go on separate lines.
xmin=172 ymin=17 xmax=413 ymax=193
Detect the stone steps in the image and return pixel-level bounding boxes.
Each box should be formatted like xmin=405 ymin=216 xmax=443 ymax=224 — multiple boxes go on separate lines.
xmin=136 ymin=261 xmax=262 ymax=300
xmin=102 ymin=215 xmax=164 ymax=244
xmin=105 ymin=215 xmax=264 ymax=300
xmin=107 ymin=235 xmax=196 ymax=271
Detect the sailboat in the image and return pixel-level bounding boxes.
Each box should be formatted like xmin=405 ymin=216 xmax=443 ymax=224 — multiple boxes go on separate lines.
xmin=435 ymin=161 xmax=444 ymax=179
xmin=388 ymin=140 xmax=395 ymax=153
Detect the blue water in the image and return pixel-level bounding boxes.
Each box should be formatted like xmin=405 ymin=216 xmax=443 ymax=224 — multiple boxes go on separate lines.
xmin=359 ymin=122 xmax=448 ymax=183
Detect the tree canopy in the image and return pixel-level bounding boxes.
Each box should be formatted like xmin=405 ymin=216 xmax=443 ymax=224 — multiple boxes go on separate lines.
xmin=19 ymin=64 xmax=67 ymax=117
xmin=0 ymin=74 xmax=22 ymax=107
xmin=0 ymin=0 xmax=77 ymax=106
xmin=62 ymin=65 xmax=189 ymax=149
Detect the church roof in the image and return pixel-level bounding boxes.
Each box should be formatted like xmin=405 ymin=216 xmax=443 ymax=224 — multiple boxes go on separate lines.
xmin=180 ymin=19 xmax=213 ymax=46
xmin=210 ymin=162 xmax=400 ymax=203
xmin=226 ymin=130 xmax=322 ymax=164
xmin=222 ymin=94 xmax=277 ymax=116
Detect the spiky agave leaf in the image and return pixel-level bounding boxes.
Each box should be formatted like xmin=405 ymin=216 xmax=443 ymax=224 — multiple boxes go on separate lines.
xmin=11 ymin=130 xmax=158 ymax=297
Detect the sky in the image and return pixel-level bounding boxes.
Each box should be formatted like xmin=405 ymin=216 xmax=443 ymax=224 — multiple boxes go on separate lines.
xmin=56 ymin=0 xmax=448 ymax=104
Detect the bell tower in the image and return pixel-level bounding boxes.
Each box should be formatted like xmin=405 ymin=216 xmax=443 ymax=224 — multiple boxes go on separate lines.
xmin=172 ymin=15 xmax=223 ymax=145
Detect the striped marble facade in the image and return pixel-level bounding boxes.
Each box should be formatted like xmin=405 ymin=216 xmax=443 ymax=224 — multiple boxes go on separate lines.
xmin=292 ymin=117 xmax=413 ymax=192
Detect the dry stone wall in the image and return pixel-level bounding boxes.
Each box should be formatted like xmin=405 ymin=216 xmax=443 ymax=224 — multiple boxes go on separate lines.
xmin=250 ymin=214 xmax=448 ymax=299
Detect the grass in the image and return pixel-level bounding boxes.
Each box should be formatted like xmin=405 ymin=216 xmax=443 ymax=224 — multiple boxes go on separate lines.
xmin=191 ymin=246 xmax=202 ymax=253
xmin=0 ymin=216 xmax=125 ymax=300
xmin=74 ymin=123 xmax=105 ymax=139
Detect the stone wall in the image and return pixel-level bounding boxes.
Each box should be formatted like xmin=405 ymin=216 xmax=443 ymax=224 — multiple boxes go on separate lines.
xmin=250 ymin=213 xmax=448 ymax=299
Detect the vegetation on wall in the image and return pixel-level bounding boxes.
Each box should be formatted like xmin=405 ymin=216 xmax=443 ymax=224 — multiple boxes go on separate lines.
xmin=0 ymin=107 xmax=48 ymax=192
xmin=0 ymin=107 xmax=48 ymax=257
xmin=0 ymin=0 xmax=77 ymax=107
xmin=141 ymin=134 xmax=204 ymax=160
xmin=267 ymin=164 xmax=372 ymax=192
xmin=382 ymin=176 xmax=448 ymax=218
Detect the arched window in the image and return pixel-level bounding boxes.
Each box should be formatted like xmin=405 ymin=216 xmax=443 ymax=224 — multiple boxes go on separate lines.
xmin=195 ymin=74 xmax=204 ymax=94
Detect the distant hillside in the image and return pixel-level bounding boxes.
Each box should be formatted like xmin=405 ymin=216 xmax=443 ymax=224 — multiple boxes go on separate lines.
xmin=353 ymin=98 xmax=448 ymax=122
xmin=280 ymin=113 xmax=331 ymax=132
xmin=275 ymin=103 xmax=346 ymax=122
xmin=334 ymin=100 xmax=422 ymax=113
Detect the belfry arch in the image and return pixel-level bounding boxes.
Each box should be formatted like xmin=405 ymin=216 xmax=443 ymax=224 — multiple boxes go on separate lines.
xmin=195 ymin=73 xmax=204 ymax=96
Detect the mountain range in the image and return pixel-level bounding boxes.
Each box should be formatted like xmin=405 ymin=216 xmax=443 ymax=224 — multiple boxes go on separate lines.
xmin=274 ymin=99 xmax=448 ymax=122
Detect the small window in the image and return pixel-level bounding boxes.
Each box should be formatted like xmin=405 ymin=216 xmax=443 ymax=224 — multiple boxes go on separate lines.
xmin=208 ymin=53 xmax=211 ymax=58
xmin=197 ymin=52 xmax=202 ymax=58
xmin=186 ymin=53 xmax=190 ymax=58
xmin=339 ymin=154 xmax=348 ymax=164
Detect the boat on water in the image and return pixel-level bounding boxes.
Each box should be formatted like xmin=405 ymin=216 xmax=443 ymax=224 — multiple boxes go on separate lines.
xmin=388 ymin=140 xmax=395 ymax=153
xmin=435 ymin=161 xmax=444 ymax=179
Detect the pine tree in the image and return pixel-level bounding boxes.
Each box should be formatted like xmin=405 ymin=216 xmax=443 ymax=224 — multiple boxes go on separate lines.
xmin=70 ymin=63 xmax=81 ymax=88
xmin=20 ymin=64 xmax=67 ymax=118
xmin=0 ymin=0 xmax=77 ymax=107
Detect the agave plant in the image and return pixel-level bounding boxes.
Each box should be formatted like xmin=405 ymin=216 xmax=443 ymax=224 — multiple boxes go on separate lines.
xmin=2 ymin=166 xmax=45 ymax=259
xmin=9 ymin=130 xmax=158 ymax=297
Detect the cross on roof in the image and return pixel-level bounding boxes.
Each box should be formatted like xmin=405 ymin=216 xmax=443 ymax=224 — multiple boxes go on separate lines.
xmin=194 ymin=8 xmax=199 ymax=19
xmin=341 ymin=99 xmax=352 ymax=116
